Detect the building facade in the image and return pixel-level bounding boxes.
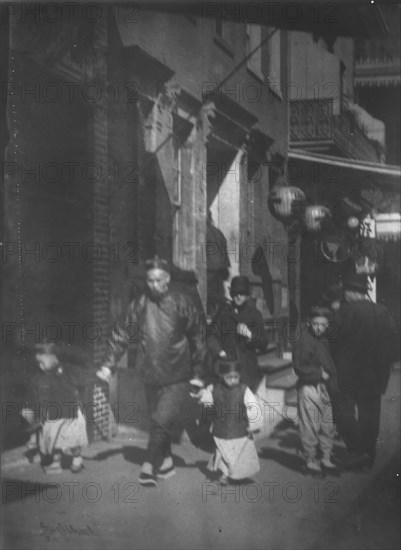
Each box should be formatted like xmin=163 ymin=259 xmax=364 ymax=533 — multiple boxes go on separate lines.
xmin=2 ymin=5 xmax=290 ymax=439
xmin=287 ymin=26 xmax=400 ymax=330
xmin=2 ymin=3 xmax=398 ymax=440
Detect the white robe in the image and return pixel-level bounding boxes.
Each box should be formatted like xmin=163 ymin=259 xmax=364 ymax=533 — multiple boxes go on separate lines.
xmin=39 ymin=408 xmax=88 ymax=455
xmin=200 ymin=385 xmax=263 ymax=479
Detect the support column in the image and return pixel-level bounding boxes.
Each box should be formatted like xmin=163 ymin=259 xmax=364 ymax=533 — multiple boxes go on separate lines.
xmin=90 ymin=18 xmax=115 ymax=440
xmin=193 ymin=108 xmax=208 ymax=311
xmin=287 ymin=228 xmax=301 ymax=331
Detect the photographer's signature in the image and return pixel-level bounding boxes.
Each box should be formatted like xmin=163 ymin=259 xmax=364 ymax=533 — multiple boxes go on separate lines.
xmin=40 ymin=521 xmax=98 ymax=542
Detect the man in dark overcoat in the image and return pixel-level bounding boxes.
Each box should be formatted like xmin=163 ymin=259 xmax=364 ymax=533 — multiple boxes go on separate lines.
xmin=331 ymin=272 xmax=398 ymax=469
xmin=97 ymin=255 xmax=208 ymax=485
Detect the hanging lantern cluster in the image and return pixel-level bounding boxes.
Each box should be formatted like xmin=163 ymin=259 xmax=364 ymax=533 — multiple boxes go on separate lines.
xmin=268 ymin=186 xmax=306 ymax=224
xmin=305 ymin=205 xmax=331 ymax=232
xmin=268 ymin=184 xmax=332 ymax=233
xmin=341 ymin=196 xmax=365 ymax=232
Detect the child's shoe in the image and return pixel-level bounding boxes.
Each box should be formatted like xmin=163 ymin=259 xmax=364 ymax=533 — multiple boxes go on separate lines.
xmin=218 ymin=474 xmax=229 ymax=485
xmin=70 ymin=456 xmax=84 ymax=473
xmin=321 ymin=457 xmax=340 ymax=475
xmin=44 ymin=462 xmax=63 ymax=474
xmin=43 ymin=460 xmax=62 ymax=474
xmin=43 ymin=452 xmax=62 ymax=474
xmin=24 ymin=449 xmax=40 ymax=464
xmin=305 ymin=458 xmax=323 ymax=477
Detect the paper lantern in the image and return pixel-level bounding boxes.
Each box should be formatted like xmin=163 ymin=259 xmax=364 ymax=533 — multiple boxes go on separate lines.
xmin=305 ymin=205 xmax=331 ymax=232
xmin=268 ymin=186 xmax=306 ymax=223
xmin=347 ymin=216 xmax=360 ymax=229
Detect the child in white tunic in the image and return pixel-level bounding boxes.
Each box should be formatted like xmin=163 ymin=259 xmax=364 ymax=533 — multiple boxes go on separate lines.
xmin=197 ymin=357 xmax=263 ymax=484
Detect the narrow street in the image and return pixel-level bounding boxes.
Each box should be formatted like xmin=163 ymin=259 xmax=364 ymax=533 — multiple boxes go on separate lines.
xmin=2 ymin=368 xmax=399 ymax=550
xmin=1 ymin=4 xmax=400 ymax=550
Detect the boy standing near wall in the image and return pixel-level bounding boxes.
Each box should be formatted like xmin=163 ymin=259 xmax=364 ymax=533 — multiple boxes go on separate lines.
xmin=293 ymin=306 xmax=339 ymax=476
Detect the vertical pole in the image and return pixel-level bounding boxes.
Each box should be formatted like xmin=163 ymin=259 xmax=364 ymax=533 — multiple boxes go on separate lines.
xmin=360 ymin=214 xmax=376 ymax=303
xmin=287 ymin=225 xmax=301 ymax=338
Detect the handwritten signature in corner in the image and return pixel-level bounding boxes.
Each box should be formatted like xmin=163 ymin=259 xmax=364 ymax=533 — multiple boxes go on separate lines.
xmin=40 ymin=521 xmax=99 ymax=542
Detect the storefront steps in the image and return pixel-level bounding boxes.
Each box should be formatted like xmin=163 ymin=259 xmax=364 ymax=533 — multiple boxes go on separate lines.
xmin=255 ymin=355 xmax=299 ymax=440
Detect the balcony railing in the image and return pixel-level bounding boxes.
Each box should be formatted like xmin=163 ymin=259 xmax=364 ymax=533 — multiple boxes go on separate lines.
xmin=290 ymin=99 xmax=382 ymax=162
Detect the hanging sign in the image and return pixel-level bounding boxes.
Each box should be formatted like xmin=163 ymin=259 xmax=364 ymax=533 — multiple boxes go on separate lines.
xmin=359 ymin=214 xmax=376 ymax=302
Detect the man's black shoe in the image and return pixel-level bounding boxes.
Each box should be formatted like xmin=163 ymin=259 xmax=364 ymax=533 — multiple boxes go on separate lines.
xmin=138 ymin=473 xmax=158 ymax=486
xmin=342 ymin=453 xmax=373 ymax=471
xmin=155 ymin=465 xmax=176 ymax=479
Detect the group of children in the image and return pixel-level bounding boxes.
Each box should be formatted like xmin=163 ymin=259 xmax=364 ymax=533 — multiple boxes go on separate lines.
xmin=194 ymin=302 xmax=339 ymax=483
xmin=21 ymin=304 xmax=339 ymax=483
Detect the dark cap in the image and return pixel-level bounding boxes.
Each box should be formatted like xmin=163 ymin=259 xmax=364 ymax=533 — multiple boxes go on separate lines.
xmin=144 ymin=255 xmax=171 ymax=274
xmin=308 ymin=305 xmax=332 ymax=320
xmin=217 ymin=358 xmax=242 ymax=375
xmin=323 ymin=281 xmax=343 ymax=302
xmin=230 ymin=276 xmax=250 ymax=296
xmin=343 ymin=272 xmax=368 ymax=293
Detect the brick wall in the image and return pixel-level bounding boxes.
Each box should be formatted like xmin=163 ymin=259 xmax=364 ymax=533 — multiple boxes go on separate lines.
xmin=90 ymin=17 xmax=113 ymax=441
xmin=91 ymin=383 xmax=111 ymax=441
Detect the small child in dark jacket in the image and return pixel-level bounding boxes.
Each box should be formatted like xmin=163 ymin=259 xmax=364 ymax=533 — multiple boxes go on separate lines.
xmin=293 ymin=306 xmax=339 ymax=475
xmin=21 ymin=342 xmax=93 ymax=474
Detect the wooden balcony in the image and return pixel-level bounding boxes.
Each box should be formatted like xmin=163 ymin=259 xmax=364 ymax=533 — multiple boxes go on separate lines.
xmin=289 ymin=99 xmax=382 ymax=162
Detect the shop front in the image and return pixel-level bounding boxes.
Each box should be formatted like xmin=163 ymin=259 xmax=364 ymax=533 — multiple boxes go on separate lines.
xmin=287 ymin=150 xmax=401 ymax=322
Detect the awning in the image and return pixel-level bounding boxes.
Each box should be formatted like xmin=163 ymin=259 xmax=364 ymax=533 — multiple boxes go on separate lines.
xmin=136 ymin=2 xmax=390 ymax=39
xmin=288 ymin=149 xmax=401 ymax=240
xmin=288 ymin=149 xmax=401 ymax=188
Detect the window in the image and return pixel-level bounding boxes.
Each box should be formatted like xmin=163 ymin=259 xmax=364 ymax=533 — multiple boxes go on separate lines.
xmin=171 ymin=113 xmax=193 ymax=265
xmin=340 ymin=60 xmax=346 ymax=111
xmin=214 ymin=13 xmax=234 ymax=56
xmin=172 ymin=208 xmax=181 ymax=265
xmin=172 ymin=135 xmax=182 ymax=265
xmin=246 ymin=24 xmax=282 ymax=95
xmin=246 ymin=24 xmax=263 ymax=81
xmin=247 ymin=158 xmax=258 ymax=242
xmin=172 ymin=134 xmax=182 ymax=207
xmin=266 ymin=27 xmax=282 ymax=98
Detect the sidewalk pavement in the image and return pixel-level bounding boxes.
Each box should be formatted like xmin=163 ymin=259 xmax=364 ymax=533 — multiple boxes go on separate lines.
xmin=1 ymin=368 xmax=400 ymax=550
